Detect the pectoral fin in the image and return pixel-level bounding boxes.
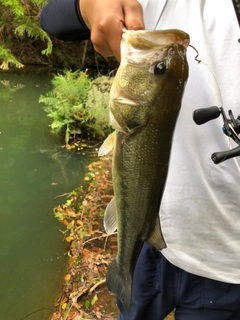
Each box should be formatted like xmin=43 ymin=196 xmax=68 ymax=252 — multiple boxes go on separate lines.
xmin=98 ymin=131 xmax=116 ymax=156
xmin=147 ymin=215 xmax=166 ymax=250
xmin=104 ymin=197 xmax=118 ymax=234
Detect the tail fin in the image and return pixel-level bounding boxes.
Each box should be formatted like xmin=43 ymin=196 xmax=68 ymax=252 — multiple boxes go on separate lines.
xmin=106 ymin=259 xmax=132 ymax=312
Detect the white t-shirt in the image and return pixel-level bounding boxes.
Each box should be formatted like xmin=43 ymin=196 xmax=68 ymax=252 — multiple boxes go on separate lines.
xmin=138 ymin=0 xmax=240 ymax=283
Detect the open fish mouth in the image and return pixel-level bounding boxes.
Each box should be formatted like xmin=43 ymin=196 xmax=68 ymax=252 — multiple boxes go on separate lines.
xmin=121 ymin=28 xmax=190 ymax=53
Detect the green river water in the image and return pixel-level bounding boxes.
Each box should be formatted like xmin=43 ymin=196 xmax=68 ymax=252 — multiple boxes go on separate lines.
xmin=0 ymin=70 xmax=91 ymax=320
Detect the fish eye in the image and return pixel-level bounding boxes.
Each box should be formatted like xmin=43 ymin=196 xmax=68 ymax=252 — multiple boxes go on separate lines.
xmin=154 ymin=61 xmax=166 ymax=75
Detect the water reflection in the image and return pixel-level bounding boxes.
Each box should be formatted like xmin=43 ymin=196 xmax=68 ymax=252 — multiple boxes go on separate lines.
xmin=0 ymin=70 xmax=92 ymax=319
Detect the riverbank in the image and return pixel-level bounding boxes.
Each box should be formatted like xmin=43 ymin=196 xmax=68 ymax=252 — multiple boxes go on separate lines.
xmin=50 ymin=154 xmax=119 ymax=320
xmin=50 ymin=154 xmax=174 ymax=320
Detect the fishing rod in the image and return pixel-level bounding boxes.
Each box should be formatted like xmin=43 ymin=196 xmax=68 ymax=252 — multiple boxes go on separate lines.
xmin=193 ymin=106 xmax=240 ymax=164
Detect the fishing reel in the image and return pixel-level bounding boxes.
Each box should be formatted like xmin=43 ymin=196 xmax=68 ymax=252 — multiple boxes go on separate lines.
xmin=193 ymin=106 xmax=240 ymax=164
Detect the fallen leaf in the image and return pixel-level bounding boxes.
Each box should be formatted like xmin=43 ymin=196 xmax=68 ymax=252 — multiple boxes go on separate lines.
xmin=64 ymin=274 xmax=71 ymax=282
xmin=62 ymin=302 xmax=67 ymax=310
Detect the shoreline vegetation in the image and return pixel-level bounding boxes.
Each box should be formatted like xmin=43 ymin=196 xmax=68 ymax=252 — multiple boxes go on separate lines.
xmin=50 ymin=154 xmax=119 ymax=320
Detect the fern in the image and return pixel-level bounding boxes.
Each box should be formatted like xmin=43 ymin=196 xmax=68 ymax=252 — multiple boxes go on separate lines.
xmin=0 ymin=0 xmax=52 ymax=67
xmin=86 ymin=123 xmax=106 ymax=138
xmin=39 ymin=93 xmax=58 ymax=107
xmin=0 ymin=0 xmax=25 ymax=18
xmin=39 ymin=70 xmax=112 ymax=142
xmin=0 ymin=45 xmax=23 ymax=69
xmin=15 ymin=19 xmax=53 ymax=55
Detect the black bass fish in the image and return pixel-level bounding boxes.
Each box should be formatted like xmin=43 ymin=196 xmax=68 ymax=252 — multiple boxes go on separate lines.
xmin=99 ymin=29 xmax=189 ymax=312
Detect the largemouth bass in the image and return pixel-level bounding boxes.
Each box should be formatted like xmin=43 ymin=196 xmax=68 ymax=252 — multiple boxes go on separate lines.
xmin=99 ymin=29 xmax=189 ymax=312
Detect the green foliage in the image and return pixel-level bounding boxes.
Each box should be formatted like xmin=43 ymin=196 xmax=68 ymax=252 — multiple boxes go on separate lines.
xmin=39 ymin=70 xmax=112 ymax=143
xmin=0 ymin=0 xmax=52 ymax=69
xmin=0 ymin=0 xmax=25 ymax=18
xmin=0 ymin=46 xmax=24 ymax=69
xmin=15 ymin=17 xmax=53 ymax=55
xmin=84 ymin=300 xmax=90 ymax=310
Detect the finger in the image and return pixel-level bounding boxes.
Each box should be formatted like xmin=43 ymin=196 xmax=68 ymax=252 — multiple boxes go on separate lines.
xmin=90 ymin=29 xmax=114 ymax=58
xmin=91 ymin=18 xmax=124 ymax=61
xmin=124 ymin=0 xmax=145 ymax=30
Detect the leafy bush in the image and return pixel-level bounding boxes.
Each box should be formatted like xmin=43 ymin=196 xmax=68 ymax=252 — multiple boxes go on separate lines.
xmin=0 ymin=0 xmax=52 ymax=69
xmin=39 ymin=70 xmax=113 ymax=143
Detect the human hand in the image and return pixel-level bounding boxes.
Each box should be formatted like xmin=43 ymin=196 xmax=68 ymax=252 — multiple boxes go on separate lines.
xmin=80 ymin=0 xmax=144 ymax=61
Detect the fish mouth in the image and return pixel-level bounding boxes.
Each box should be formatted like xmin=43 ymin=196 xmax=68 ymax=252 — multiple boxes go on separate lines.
xmin=122 ymin=28 xmax=190 ymax=49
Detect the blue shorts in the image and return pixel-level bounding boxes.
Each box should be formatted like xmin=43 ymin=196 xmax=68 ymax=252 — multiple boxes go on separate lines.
xmin=117 ymin=243 xmax=240 ymax=320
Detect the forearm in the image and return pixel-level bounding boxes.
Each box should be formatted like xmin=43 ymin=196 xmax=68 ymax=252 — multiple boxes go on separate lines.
xmin=40 ymin=0 xmax=144 ymax=60
xmin=40 ymin=0 xmax=90 ymax=41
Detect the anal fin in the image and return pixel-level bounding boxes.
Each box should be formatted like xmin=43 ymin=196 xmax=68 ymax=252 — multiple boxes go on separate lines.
xmin=147 ymin=215 xmax=166 ymax=251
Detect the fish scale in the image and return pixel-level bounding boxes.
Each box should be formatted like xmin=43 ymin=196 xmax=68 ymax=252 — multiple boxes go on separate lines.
xmin=99 ymin=29 xmax=190 ymax=312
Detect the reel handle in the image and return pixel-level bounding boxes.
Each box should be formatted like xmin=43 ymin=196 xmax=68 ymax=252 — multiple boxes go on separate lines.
xmin=212 ymin=146 xmax=240 ymax=164
xmin=193 ymin=106 xmax=221 ymax=125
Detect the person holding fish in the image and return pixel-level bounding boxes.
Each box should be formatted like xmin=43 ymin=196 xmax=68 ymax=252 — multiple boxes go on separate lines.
xmin=41 ymin=0 xmax=240 ymax=319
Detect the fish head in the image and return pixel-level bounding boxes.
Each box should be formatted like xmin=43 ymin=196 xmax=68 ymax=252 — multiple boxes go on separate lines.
xmin=109 ymin=29 xmax=190 ymax=134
